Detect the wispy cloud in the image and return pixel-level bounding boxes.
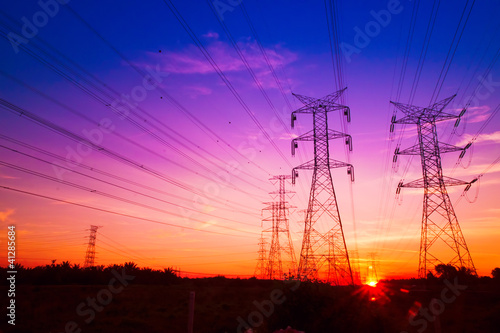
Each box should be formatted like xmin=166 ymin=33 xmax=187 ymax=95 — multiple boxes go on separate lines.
xmin=0 ymin=171 xmax=17 ymax=179
xmin=183 ymin=85 xmax=213 ymax=98
xmin=279 ymin=133 xmax=298 ymax=140
xmin=197 ymin=220 xmax=217 ymax=230
xmin=202 ymin=31 xmax=219 ymax=39
xmin=446 ymin=162 xmax=500 ymax=179
xmin=463 ymin=105 xmax=491 ymax=123
xmin=0 ymin=209 xmax=14 ymax=222
xmin=146 ymin=38 xmax=298 ymax=84
xmin=455 ymin=130 xmax=500 ymax=146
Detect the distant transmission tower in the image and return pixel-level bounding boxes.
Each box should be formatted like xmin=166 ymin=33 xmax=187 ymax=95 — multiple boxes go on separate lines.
xmin=367 ymin=252 xmax=379 ymax=284
xmin=262 ymin=175 xmax=297 ymax=280
xmin=291 ymin=88 xmax=354 ymax=285
xmin=254 ymin=234 xmax=267 ymax=279
xmin=349 ymin=250 xmax=362 ymax=285
xmin=391 ymin=95 xmax=476 ymax=278
xmin=84 ymin=225 xmax=102 ymax=268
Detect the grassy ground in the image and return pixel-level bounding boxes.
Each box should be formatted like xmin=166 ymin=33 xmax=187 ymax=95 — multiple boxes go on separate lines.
xmin=1 ymin=278 xmax=499 ymax=333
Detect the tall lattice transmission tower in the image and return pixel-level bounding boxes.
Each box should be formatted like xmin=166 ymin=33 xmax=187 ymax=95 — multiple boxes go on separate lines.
xmin=366 ymin=252 xmax=379 ymax=284
xmin=254 ymin=234 xmax=267 ymax=279
xmin=261 ymin=175 xmax=297 ymax=280
xmin=291 ymin=88 xmax=354 ymax=285
xmin=391 ymin=95 xmax=476 ymax=278
xmin=84 ymin=225 xmax=102 ymax=268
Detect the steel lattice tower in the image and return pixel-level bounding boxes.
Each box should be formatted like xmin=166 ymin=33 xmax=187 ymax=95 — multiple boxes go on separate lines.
xmin=391 ymin=95 xmax=476 ymax=278
xmin=84 ymin=225 xmax=102 ymax=268
xmin=262 ymin=175 xmax=297 ymax=280
xmin=291 ymin=88 xmax=354 ymax=285
xmin=254 ymin=234 xmax=267 ymax=279
xmin=367 ymin=252 xmax=379 ymax=284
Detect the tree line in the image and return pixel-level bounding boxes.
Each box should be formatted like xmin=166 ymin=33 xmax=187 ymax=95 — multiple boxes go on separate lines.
xmin=1 ymin=261 xmax=179 ymax=285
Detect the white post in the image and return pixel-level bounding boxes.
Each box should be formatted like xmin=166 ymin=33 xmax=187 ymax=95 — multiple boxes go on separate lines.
xmin=188 ymin=291 xmax=195 ymax=333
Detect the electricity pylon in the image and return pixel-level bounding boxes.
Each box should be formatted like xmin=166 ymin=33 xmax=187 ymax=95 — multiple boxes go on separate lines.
xmin=349 ymin=250 xmax=362 ymax=285
xmin=391 ymin=95 xmax=476 ymax=278
xmin=254 ymin=234 xmax=267 ymax=279
xmin=262 ymin=175 xmax=297 ymax=280
xmin=84 ymin=225 xmax=102 ymax=268
xmin=291 ymin=88 xmax=354 ymax=285
xmin=367 ymin=252 xmax=379 ymax=284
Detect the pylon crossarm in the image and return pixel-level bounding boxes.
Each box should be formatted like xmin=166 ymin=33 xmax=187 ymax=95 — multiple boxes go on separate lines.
xmin=322 ymin=88 xmax=347 ymax=104
xmin=327 ymin=130 xmax=351 ymax=142
xmin=441 ymin=176 xmax=470 ymax=186
xmin=294 ymin=129 xmax=349 ymax=142
xmin=391 ymin=95 xmax=456 ymax=117
xmin=393 ymin=115 xmax=420 ymax=125
xmin=437 ymin=142 xmax=465 ymax=154
xmin=396 ymin=144 xmax=421 ymax=155
xmin=329 ymin=159 xmax=351 ymax=169
xmin=293 ymin=160 xmax=316 ymax=171
xmin=428 ymin=94 xmax=456 ymax=112
xmin=293 ymin=93 xmax=323 ymax=106
xmin=400 ymin=176 xmax=469 ymax=188
xmin=390 ymin=101 xmax=420 ymax=115
xmin=293 ymin=130 xmax=315 ymax=142
xmin=291 ymin=160 xmax=352 ymax=183
xmin=262 ymin=203 xmax=275 ymax=211
xmin=431 ymin=112 xmax=460 ymax=123
xmin=293 ymin=88 xmax=346 ymax=107
xmin=292 ymin=102 xmax=348 ymax=115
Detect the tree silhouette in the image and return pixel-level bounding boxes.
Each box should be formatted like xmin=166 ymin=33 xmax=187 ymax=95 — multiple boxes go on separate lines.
xmin=2 ymin=261 xmax=179 ymax=285
xmin=435 ymin=264 xmax=459 ymax=280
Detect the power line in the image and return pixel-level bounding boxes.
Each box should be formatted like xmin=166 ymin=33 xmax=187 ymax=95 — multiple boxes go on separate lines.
xmin=0 ymin=159 xmax=259 ymax=235
xmin=163 ymin=0 xmax=291 ymax=167
xmin=429 ymin=0 xmax=476 ymax=105
xmin=0 ymin=185 xmax=254 ymax=238
xmin=0 ymin=98 xmax=261 ymax=213
xmin=0 ymin=134 xmax=260 ymax=219
xmin=0 ymin=143 xmax=260 ymax=227
xmin=0 ymin=9 xmax=272 ymax=188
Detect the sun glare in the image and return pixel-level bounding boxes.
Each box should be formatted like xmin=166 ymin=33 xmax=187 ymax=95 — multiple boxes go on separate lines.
xmin=367 ymin=281 xmax=378 ymax=287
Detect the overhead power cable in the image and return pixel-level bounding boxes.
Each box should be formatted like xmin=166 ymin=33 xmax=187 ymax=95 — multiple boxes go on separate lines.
xmin=0 ymin=185 xmax=254 ymax=238
xmin=163 ymin=0 xmax=291 ymax=167
xmin=0 ymin=143 xmax=260 ymax=226
xmin=0 ymin=98 xmax=259 ymax=213
xmin=0 ymin=134 xmax=259 ymax=219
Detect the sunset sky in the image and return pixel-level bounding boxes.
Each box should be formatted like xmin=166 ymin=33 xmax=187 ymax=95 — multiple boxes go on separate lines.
xmin=0 ymin=0 xmax=499 ymax=280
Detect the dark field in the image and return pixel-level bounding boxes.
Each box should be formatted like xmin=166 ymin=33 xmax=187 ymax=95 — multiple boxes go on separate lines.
xmin=2 ymin=276 xmax=500 ymax=333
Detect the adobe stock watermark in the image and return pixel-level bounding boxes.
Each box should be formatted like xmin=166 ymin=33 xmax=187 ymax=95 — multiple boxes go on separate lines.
xmin=473 ymin=73 xmax=500 ymax=101
xmin=236 ymin=279 xmax=301 ymax=333
xmin=50 ymin=268 xmax=135 ymax=333
xmin=7 ymin=0 xmax=71 ymax=54
xmin=456 ymin=73 xmax=500 ymax=109
xmin=401 ymin=277 xmax=467 ymax=333
xmin=51 ymin=64 xmax=169 ymax=180
xmin=212 ymin=0 xmax=242 ymax=21
xmin=448 ymin=72 xmax=500 ymax=135
xmin=341 ymin=0 xmax=404 ymax=63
